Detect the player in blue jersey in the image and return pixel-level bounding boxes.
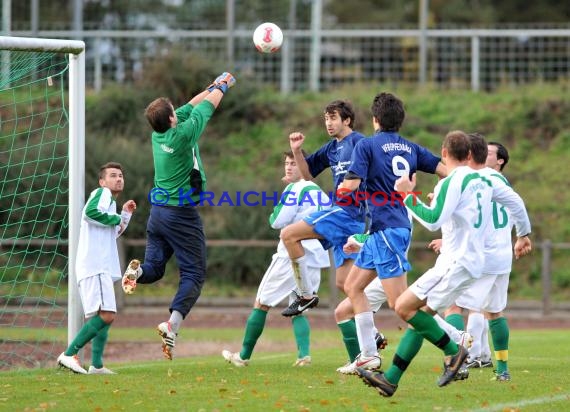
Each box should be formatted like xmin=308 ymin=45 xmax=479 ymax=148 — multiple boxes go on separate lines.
xmin=281 ymin=100 xmax=367 ymax=316
xmin=338 ymin=92 xmax=445 ymax=371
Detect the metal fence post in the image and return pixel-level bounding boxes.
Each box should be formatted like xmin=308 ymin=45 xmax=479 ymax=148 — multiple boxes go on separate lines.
xmin=226 ymin=0 xmax=235 ymax=70
xmin=94 ymin=37 xmax=102 ymax=92
xmin=309 ymin=0 xmax=322 ymax=92
xmin=541 ymin=239 xmax=552 ymax=315
xmin=418 ymin=0 xmax=429 ymax=85
xmin=471 ymin=35 xmax=480 ymax=92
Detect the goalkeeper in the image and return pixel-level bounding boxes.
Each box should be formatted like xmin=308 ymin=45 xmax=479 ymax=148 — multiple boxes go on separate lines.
xmin=121 ymin=73 xmax=236 ymax=360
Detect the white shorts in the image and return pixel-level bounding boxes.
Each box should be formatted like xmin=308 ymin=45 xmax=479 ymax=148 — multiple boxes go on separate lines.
xmin=78 ymin=273 xmax=117 ymax=318
xmin=365 ymin=277 xmax=387 ymax=312
xmin=256 ymin=255 xmax=321 ymax=307
xmin=455 ymin=273 xmax=509 ymax=313
xmin=409 ymin=261 xmax=476 ymax=313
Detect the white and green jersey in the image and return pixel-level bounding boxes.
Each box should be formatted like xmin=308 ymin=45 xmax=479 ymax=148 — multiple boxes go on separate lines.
xmin=404 ymin=166 xmax=493 ymax=278
xmin=480 ymin=167 xmax=531 ymax=275
xmin=75 ymin=187 xmax=131 ymax=282
xmin=269 ymin=179 xmax=330 ymax=268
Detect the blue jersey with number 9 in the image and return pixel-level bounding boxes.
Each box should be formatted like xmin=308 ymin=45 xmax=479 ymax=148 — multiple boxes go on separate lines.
xmin=349 ymin=131 xmax=440 ymax=232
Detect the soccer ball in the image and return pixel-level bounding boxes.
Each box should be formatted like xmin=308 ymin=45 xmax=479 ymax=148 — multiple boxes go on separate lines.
xmin=253 ymin=22 xmax=283 ymax=54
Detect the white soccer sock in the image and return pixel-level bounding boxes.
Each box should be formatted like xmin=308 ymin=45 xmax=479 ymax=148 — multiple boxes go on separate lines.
xmin=467 ymin=312 xmax=485 ymax=360
xmin=292 ymin=255 xmax=313 ymax=298
xmin=481 ymin=318 xmax=492 ymax=361
xmin=168 ymin=310 xmax=184 ymax=334
xmin=355 ymin=311 xmax=377 ymax=357
xmin=434 ymin=313 xmax=461 ymax=343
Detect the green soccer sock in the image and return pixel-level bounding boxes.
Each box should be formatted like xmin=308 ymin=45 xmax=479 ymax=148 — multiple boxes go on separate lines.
xmin=408 ymin=310 xmax=458 ymax=356
xmin=292 ymin=315 xmax=311 ymax=358
xmin=240 ymin=308 xmax=267 ymax=360
xmin=64 ymin=315 xmax=108 ymax=356
xmin=385 ymin=328 xmax=424 ymax=385
xmin=445 ymin=313 xmax=465 ymax=331
xmin=91 ymin=323 xmax=110 ymax=369
xmin=337 ymin=318 xmax=360 ymax=362
xmin=489 ymin=317 xmax=509 ymax=374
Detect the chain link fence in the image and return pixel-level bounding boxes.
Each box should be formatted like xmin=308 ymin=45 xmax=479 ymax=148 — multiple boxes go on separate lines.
xmin=8 ymin=27 xmax=570 ymax=92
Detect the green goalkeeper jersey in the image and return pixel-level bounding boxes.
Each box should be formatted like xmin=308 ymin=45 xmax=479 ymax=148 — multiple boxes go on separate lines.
xmin=151 ymin=101 xmax=216 ymax=206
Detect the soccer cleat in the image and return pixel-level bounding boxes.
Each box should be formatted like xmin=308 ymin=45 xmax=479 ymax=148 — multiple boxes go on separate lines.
xmin=281 ymin=295 xmax=319 ymax=317
xmin=222 ymin=350 xmax=249 ymax=367
xmin=437 ymin=345 xmax=469 ymax=387
xmin=157 ymin=322 xmax=177 ymax=360
xmin=337 ymin=353 xmax=381 ymax=375
xmin=88 ymin=366 xmax=116 ymax=375
xmin=459 ymin=331 xmax=473 ymax=349
xmin=375 ymin=332 xmax=388 ymax=350
xmin=57 ymin=352 xmax=87 ymax=374
xmin=292 ymin=355 xmax=312 ymax=367
xmin=355 ymin=368 xmax=398 ymax=397
xmin=453 ymin=365 xmax=470 ymax=381
xmin=465 ymin=357 xmax=482 ymax=368
xmin=336 ymin=360 xmax=352 ymax=373
xmin=122 ymin=259 xmax=142 ymax=294
xmin=465 ymin=356 xmax=492 ymax=369
xmin=495 ymin=371 xmax=511 ymax=382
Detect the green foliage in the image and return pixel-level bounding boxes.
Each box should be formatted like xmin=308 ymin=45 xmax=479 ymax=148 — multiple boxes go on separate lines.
xmin=82 ymin=76 xmax=570 ymax=296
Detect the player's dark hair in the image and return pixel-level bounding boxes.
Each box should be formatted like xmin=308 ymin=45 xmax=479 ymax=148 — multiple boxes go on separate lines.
xmin=145 ymin=97 xmax=174 ymax=133
xmin=467 ymin=132 xmax=488 ymax=165
xmin=371 ymin=92 xmax=405 ymax=132
xmin=443 ymin=130 xmax=470 ymax=162
xmin=488 ymin=141 xmax=509 ymax=171
xmin=283 ymin=149 xmax=308 ymax=159
xmin=99 ymin=162 xmax=123 ymax=179
xmin=324 ymin=100 xmax=355 ymax=129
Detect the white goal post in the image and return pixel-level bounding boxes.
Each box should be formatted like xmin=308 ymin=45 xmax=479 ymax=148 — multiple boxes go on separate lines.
xmin=0 ymin=36 xmax=85 ymax=348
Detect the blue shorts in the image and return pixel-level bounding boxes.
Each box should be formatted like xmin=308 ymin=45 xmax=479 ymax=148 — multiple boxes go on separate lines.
xmin=355 ymin=228 xmax=412 ymax=279
xmin=304 ymin=206 xmax=365 ymax=267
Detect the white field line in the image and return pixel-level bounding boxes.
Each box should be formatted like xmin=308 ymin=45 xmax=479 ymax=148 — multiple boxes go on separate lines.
xmin=470 ymin=393 xmax=570 ymax=412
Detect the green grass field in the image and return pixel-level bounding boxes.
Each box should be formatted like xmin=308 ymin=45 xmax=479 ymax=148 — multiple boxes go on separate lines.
xmin=1 ymin=328 xmax=569 ymax=411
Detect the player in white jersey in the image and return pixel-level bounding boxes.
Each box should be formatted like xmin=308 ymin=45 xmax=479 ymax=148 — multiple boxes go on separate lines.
xmin=449 ymin=137 xmax=531 ymax=381
xmin=356 ymin=131 xmax=508 ymax=396
xmin=57 ymin=162 xmax=136 ymax=375
xmin=222 ymin=151 xmax=330 ymax=367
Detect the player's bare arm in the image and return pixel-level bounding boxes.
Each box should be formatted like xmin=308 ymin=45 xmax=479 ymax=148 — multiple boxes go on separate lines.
xmin=188 ymin=90 xmax=210 ymax=106
xmin=337 ymin=177 xmax=360 ymax=192
xmin=289 ymin=132 xmax=312 ymax=180
xmin=435 ymin=162 xmax=447 ymax=178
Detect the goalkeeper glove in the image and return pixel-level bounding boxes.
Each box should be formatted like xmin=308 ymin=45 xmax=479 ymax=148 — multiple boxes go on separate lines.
xmin=206 ymin=72 xmax=236 ymax=94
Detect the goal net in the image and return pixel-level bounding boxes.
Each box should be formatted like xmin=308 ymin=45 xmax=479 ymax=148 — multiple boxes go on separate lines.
xmin=0 ymin=37 xmax=85 ymax=369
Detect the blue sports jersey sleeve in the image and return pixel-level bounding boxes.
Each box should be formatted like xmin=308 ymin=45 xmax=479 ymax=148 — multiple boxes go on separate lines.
xmin=415 ymin=143 xmax=441 ymax=174
xmin=347 ymin=138 xmax=371 ymax=179
xmin=306 ymin=141 xmax=332 ymax=178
